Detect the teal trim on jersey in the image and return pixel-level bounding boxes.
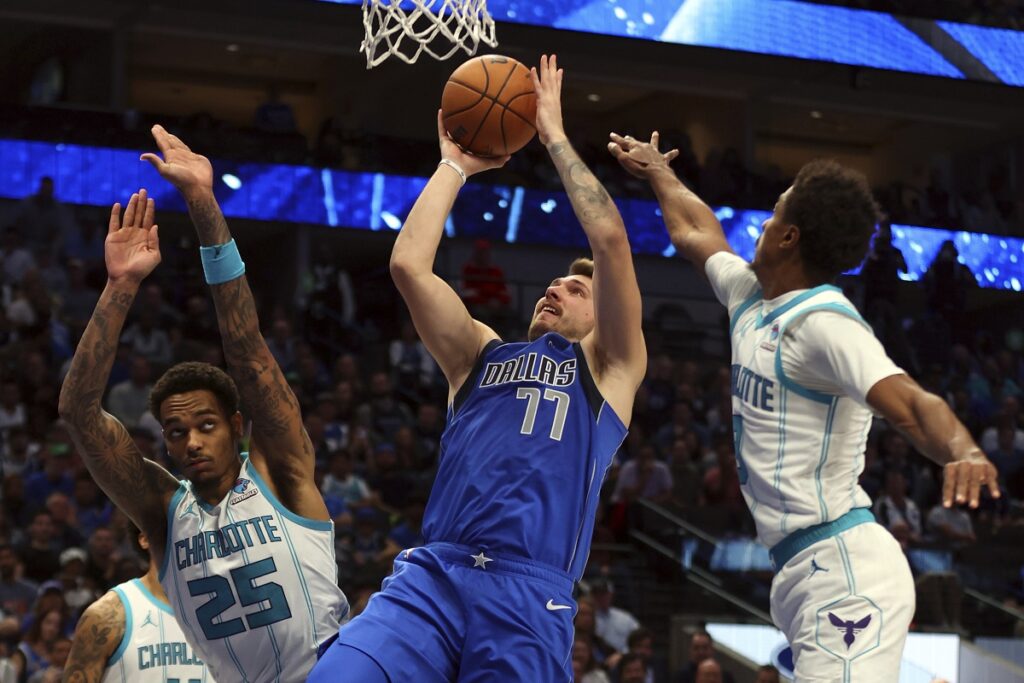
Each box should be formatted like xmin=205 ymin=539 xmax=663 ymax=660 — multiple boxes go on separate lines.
xmin=159 ymin=483 xmax=188 ymax=582
xmin=131 ymin=578 xmax=174 ymax=615
xmin=836 ymin=535 xmax=857 ymax=595
xmin=729 ymin=290 xmax=762 ymax=337
xmin=815 ymin=398 xmax=839 ymax=519
xmin=272 ymin=500 xmax=320 ymax=646
xmin=769 ymin=507 xmax=874 ymax=570
xmin=243 ymin=455 xmax=334 ymax=532
xmin=108 ymin=586 xmax=133 ymax=667
xmin=774 ymin=386 xmax=790 ymax=535
xmin=755 ymin=284 xmax=842 ymax=329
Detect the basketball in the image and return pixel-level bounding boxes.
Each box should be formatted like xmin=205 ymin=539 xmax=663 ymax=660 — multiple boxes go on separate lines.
xmin=441 ymin=54 xmax=537 ymax=158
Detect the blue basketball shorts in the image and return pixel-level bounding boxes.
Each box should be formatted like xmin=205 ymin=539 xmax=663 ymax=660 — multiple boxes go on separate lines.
xmin=322 ymin=542 xmax=577 ymax=682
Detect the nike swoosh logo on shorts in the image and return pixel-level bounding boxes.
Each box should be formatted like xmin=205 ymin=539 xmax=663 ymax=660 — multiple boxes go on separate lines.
xmin=546 ymin=600 xmax=572 ymax=611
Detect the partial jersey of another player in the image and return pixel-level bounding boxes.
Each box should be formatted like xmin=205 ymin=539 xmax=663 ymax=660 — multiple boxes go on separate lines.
xmin=65 ymin=532 xmax=214 ymax=683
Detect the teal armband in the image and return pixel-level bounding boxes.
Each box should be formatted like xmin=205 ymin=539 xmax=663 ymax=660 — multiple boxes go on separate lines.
xmin=200 ymin=239 xmax=246 ymax=285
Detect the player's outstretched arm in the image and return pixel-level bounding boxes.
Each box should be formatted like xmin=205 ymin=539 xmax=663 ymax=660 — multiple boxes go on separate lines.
xmin=607 ymin=131 xmax=733 ymax=271
xmin=62 ymin=592 xmax=125 ymax=683
xmin=868 ymin=374 xmax=1000 ymax=508
xmin=389 ymin=111 xmax=505 ymax=396
xmin=142 ymin=125 xmax=318 ymax=514
xmin=532 ymin=55 xmax=646 ymax=410
xmin=58 ymin=193 xmax=177 ymax=564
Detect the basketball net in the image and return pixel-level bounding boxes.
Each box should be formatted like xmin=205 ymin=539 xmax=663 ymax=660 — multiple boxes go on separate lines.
xmin=361 ymin=0 xmax=497 ymax=69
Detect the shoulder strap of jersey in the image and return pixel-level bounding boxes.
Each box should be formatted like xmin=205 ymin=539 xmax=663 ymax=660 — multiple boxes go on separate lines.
xmin=107 ymin=585 xmax=133 ymax=668
xmin=572 ymin=343 xmax=604 ymax=419
xmin=451 ymin=339 xmax=503 ymax=414
xmin=773 ymin=301 xmax=871 ymax=404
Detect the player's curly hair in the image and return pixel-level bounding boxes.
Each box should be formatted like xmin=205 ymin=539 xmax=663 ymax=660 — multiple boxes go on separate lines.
xmin=149 ymin=361 xmax=240 ymax=420
xmin=783 ymin=159 xmax=881 ymax=282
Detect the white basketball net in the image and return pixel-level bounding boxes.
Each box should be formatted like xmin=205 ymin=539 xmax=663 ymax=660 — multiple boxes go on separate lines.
xmin=361 ymin=0 xmax=498 ymax=69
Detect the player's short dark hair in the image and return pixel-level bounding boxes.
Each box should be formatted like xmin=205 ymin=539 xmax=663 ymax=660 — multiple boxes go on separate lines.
xmin=627 ymin=627 xmax=654 ymax=648
xmin=569 ymin=257 xmax=594 ymax=279
xmin=149 ymin=361 xmax=240 ymax=421
xmin=783 ymin=159 xmax=881 ymax=282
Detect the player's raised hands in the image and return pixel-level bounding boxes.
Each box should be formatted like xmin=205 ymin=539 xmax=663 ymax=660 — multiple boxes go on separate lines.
xmin=105 ymin=189 xmax=160 ymax=283
xmin=530 ymin=54 xmax=566 ymax=146
xmin=436 ymin=109 xmax=509 ymax=177
xmin=607 ymin=131 xmax=679 ymax=179
xmin=942 ymin=453 xmax=1000 ymax=509
xmin=141 ymin=124 xmax=214 ymax=197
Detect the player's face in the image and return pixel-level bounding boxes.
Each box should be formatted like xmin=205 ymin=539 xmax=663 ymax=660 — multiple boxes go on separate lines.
xmin=752 ymin=188 xmax=793 ymax=273
xmin=528 ymin=274 xmax=594 ymax=342
xmin=160 ymin=389 xmax=242 ymax=491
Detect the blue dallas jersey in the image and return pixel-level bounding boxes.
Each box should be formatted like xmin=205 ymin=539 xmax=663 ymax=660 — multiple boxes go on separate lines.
xmin=422 ymin=332 xmax=627 ymax=581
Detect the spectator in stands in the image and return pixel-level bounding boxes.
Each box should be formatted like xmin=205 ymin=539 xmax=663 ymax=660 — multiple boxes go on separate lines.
xmin=572 ymin=637 xmax=611 ymax=683
xmin=413 ymin=402 xmax=444 ymax=468
xmin=104 ymin=355 xmax=152 ymax=428
xmin=57 ymin=259 xmax=99 ymax=335
xmin=12 ymin=608 xmax=66 ymax=682
xmin=368 ymin=442 xmax=412 ymax=512
xmin=380 ymin=495 xmax=426 ymax=559
xmin=860 ymin=223 xmax=916 ymax=372
xmin=1 ymin=425 xmax=40 ymax=476
xmin=83 ymin=527 xmax=117 ymax=590
xmin=693 ymin=659 xmax=724 ymax=683
xmin=266 ymin=318 xmax=298 ymax=373
xmin=44 ymin=493 xmax=82 ymax=549
xmin=641 ymin=356 xmax=676 ymax=434
xmin=926 ymin=497 xmax=975 ymax=549
xmin=576 ymin=594 xmax=621 ymax=669
xmin=923 ymin=240 xmax=975 ymax=345
xmin=120 ymin=308 xmax=172 ymax=367
xmin=626 ymin=627 xmax=668 ymax=683
xmin=754 ymin=665 xmax=780 ymax=683
xmin=612 ymin=443 xmax=673 ymax=506
xmin=460 ymin=239 xmax=510 ymax=311
xmin=655 ymin=400 xmax=709 ymax=452
xmin=321 ymin=450 xmax=371 ymax=509
xmin=56 ymin=547 xmax=94 ymax=614
xmin=18 ymin=512 xmax=60 ymax=584
xmin=1 ymin=227 xmax=36 ymax=284
xmin=0 ymin=543 xmax=38 ymax=618
xmin=0 ymin=380 xmax=27 ymax=436
xmin=364 ymin=371 xmax=413 ymax=441
xmin=873 ymin=469 xmax=923 ymax=548
xmin=590 ymin=578 xmax=640 ymax=654
xmin=618 ymin=653 xmax=649 ymax=683
xmin=675 ymin=631 xmax=735 ymax=683
xmin=389 ymin=320 xmax=435 ymax=396
xmin=701 ymin=429 xmax=743 ymax=512
xmin=254 ymin=85 xmax=298 ymax=134
xmin=982 ymin=396 xmax=1024 ymax=451
xmin=989 ymin=423 xmax=1024 ymax=498
xmin=30 ymin=635 xmax=70 ymax=683
xmin=12 ymin=177 xmax=76 ymax=258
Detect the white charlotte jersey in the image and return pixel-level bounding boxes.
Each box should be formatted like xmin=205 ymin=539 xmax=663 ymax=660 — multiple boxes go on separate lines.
xmin=160 ymin=455 xmax=348 ymax=683
xmin=102 ymin=578 xmax=212 ymax=683
xmin=728 ymin=283 xmax=877 ymax=547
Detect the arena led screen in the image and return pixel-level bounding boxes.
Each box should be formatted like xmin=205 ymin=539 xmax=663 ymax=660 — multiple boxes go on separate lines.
xmin=321 ymin=0 xmax=1024 ymax=87
xmin=0 ymin=138 xmax=1021 ymax=291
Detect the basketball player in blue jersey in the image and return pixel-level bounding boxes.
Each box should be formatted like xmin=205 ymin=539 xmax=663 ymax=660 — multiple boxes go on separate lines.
xmin=64 ymin=531 xmax=212 ymax=683
xmin=608 ymin=135 xmax=999 ymax=681
xmin=60 ymin=156 xmax=346 ymax=680
xmin=310 ymin=55 xmax=646 ymax=683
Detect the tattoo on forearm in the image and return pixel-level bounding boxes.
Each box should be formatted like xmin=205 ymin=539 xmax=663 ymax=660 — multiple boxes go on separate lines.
xmin=186 ymin=194 xmax=232 ymax=246
xmin=548 ymin=141 xmax=616 ymax=225
xmin=60 ymin=286 xmax=157 ymax=516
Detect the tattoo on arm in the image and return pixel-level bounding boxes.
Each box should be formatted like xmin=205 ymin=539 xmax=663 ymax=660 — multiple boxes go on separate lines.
xmin=59 ymin=285 xmax=168 ymax=526
xmin=64 ymin=595 xmax=124 ymax=683
xmin=187 ymin=193 xmax=311 ymax=460
xmin=548 ymin=141 xmax=618 ymax=227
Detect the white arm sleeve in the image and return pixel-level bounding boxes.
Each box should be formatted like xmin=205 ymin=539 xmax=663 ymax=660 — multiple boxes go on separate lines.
xmin=783 ymin=312 xmax=905 ymax=407
xmin=704 ymin=251 xmax=760 ymax=314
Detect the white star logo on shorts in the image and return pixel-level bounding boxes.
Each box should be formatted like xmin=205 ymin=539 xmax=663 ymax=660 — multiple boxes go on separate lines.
xmin=470 ymin=551 xmax=493 ymax=569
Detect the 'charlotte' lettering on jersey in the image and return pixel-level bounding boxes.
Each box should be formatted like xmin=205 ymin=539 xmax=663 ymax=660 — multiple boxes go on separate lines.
xmin=174 ymin=514 xmax=282 ymax=569
xmin=480 ymin=353 xmax=576 ymax=388
xmin=731 ymin=364 xmax=775 ymax=412
xmin=137 ymin=642 xmax=203 ymax=669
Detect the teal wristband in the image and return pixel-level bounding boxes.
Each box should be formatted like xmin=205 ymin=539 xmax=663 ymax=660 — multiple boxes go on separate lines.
xmin=200 ymin=239 xmax=246 ymax=285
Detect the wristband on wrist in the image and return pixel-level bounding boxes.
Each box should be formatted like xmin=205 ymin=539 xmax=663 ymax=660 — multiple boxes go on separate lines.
xmin=438 ymin=158 xmax=467 ymax=186
xmin=199 ymin=239 xmax=246 ymax=285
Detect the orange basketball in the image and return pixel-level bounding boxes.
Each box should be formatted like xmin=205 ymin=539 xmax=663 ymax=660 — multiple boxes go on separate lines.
xmin=441 ymin=55 xmax=537 ymax=158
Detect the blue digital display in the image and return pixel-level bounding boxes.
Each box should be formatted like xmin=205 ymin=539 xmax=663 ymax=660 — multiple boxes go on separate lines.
xmin=323 ymin=0 xmax=1024 ymax=87
xmin=1 ymin=138 xmax=1021 ymax=292
xmin=937 ymin=21 xmax=1024 ymax=87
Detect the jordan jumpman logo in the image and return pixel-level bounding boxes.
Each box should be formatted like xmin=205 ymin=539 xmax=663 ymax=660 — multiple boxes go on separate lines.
xmin=808 ymin=555 xmax=829 ymax=577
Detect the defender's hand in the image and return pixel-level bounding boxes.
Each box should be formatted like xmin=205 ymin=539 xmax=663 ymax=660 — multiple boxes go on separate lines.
xmin=141 ymin=124 xmax=214 ymax=196
xmin=437 ymin=110 xmax=509 ymax=178
xmin=105 ymin=190 xmax=160 ymax=284
xmin=942 ymin=453 xmax=1000 ymax=508
xmin=530 ymin=54 xmax=566 ymax=147
xmin=607 ymin=131 xmax=679 ymax=179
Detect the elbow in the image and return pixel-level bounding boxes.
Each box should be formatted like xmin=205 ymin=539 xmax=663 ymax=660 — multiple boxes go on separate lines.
xmin=389 ymin=251 xmax=426 ymax=288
